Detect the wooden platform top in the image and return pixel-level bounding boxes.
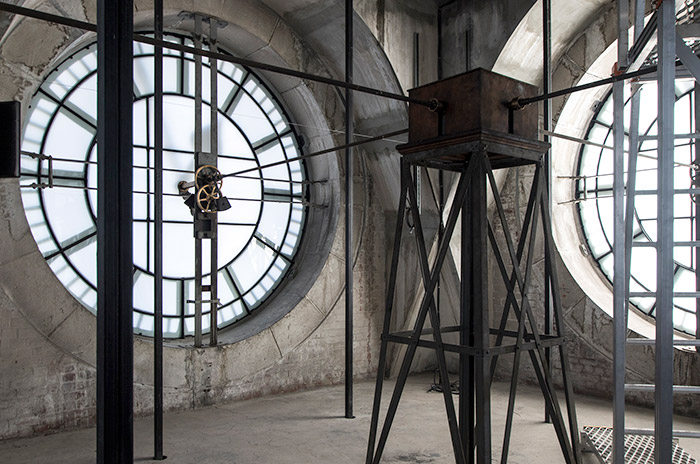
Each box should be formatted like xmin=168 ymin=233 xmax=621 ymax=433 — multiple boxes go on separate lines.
xmin=397 ymin=129 xmax=550 ymax=171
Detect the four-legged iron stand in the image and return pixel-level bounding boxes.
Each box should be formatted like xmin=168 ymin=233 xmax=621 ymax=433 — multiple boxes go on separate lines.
xmin=366 ymin=135 xmax=582 ymax=464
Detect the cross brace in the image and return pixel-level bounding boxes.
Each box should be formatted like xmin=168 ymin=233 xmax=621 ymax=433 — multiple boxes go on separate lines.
xmin=366 ymin=152 xmax=582 ymax=464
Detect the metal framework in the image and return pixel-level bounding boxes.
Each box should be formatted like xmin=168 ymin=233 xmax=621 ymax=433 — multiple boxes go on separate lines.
xmin=366 ymin=141 xmax=581 ymax=464
xmin=583 ymin=1 xmax=700 ymax=462
xmin=345 ymin=0 xmax=355 ymax=420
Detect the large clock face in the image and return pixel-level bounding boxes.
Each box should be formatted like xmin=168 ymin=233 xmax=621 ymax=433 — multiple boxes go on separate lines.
xmin=20 ymin=34 xmax=308 ymax=338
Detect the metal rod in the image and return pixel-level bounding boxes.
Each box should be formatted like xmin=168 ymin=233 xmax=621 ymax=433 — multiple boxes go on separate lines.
xmin=222 ymin=128 xmax=408 ymax=178
xmin=371 ymin=161 xmax=475 ymax=464
xmin=344 ymin=0 xmax=354 ymax=420
xmin=621 ymin=79 xmax=640 ymax=464
xmin=515 ymin=64 xmax=663 ymax=108
xmin=485 ymin=166 xmax=539 ymax=463
xmin=487 ymin=158 xmax=577 ymax=463
xmin=543 ymin=0 xmax=553 ymax=425
xmin=366 ymin=163 xmax=408 ymax=464
xmin=153 ymin=0 xmax=164 ymax=459
xmin=489 ymin=166 xmax=541 ymax=381
xmin=540 ymin=176 xmax=582 ymax=463
xmin=460 ymin=161 xmax=474 ymax=463
xmin=0 ymin=2 xmax=439 ymax=109
xmin=536 ymin=192 xmax=579 ymax=464
xmin=96 ymin=0 xmax=133 ymax=462
xmin=407 ymin=163 xmax=466 ymax=464
xmin=626 ymin=428 xmax=700 ymax=438
xmin=193 ymin=15 xmax=203 ymax=348
xmin=612 ymin=2 xmax=628 ymax=461
xmin=627 ymin=338 xmax=700 ymax=346
xmin=472 ymin=153 xmax=491 ymax=464
xmin=656 ymin=3 xmax=675 ymax=461
xmin=413 ymin=32 xmax=420 ymax=88
xmin=626 ymin=384 xmax=700 ymax=393
xmin=695 ymin=81 xmax=700 ymax=347
xmin=209 ymin=19 xmax=219 ymax=347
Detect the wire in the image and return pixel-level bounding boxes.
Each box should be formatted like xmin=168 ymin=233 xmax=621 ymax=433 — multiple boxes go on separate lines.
xmin=221 ymin=128 xmax=408 ymax=178
xmin=427 ymin=369 xmax=459 ymax=395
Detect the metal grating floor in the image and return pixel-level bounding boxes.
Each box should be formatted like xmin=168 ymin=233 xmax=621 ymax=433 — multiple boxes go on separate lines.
xmin=582 ymin=426 xmax=696 ymax=464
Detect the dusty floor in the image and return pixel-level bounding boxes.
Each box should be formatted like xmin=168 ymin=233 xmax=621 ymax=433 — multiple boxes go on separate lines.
xmin=1 ymin=373 xmax=699 ymax=463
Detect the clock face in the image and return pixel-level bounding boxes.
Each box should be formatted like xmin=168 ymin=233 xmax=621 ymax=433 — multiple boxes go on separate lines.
xmin=20 ymin=34 xmax=308 ymax=338
xmin=576 ymin=80 xmax=697 ymax=335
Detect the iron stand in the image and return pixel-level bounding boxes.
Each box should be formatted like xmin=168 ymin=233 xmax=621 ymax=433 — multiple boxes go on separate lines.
xmin=366 ymin=133 xmax=582 ymax=464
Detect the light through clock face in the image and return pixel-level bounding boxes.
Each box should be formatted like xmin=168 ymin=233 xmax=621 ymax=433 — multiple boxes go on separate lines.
xmin=576 ymin=80 xmax=697 ymax=335
xmin=20 ymin=33 xmax=308 ymax=338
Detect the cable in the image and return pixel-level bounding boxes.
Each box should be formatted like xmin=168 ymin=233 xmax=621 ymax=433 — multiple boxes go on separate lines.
xmin=427 ymin=368 xmax=460 ymax=395
xmin=221 ymin=128 xmax=408 ymax=178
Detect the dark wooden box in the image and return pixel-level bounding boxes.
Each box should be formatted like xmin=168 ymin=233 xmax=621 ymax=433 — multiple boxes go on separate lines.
xmin=399 ymin=68 xmax=547 ymax=169
xmin=407 ymin=68 xmax=539 ymax=142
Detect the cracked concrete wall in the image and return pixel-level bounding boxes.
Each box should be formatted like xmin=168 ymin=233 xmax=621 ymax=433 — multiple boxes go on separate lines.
xmin=0 ymin=0 xmax=429 ymax=440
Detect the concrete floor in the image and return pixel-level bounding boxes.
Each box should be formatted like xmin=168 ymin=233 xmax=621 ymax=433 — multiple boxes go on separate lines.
xmin=2 ymin=374 xmax=700 ymax=464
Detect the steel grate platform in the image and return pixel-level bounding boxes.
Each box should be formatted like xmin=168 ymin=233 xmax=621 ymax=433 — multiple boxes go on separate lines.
xmin=582 ymin=426 xmax=696 ymax=464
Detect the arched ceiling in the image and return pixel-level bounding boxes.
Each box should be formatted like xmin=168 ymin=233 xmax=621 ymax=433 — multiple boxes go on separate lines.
xmin=494 ymin=0 xmax=616 ymax=85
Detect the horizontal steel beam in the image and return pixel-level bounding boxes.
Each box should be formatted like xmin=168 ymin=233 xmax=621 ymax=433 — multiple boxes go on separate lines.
xmin=625 ymin=384 xmax=700 ymax=393
xmin=625 ymin=428 xmax=700 ymax=439
xmin=627 ymin=338 xmax=700 ymax=346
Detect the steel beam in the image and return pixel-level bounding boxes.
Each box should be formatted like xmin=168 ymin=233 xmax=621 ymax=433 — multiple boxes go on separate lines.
xmin=96 ymin=0 xmax=133 ymax=462
xmin=695 ymin=81 xmax=700 ymax=346
xmin=193 ymin=15 xmax=203 ymax=348
xmin=407 ymin=164 xmax=466 ymax=464
xmin=656 ymin=2 xmax=676 ymax=461
xmin=344 ymin=0 xmax=355 ymax=420
xmin=365 ymin=164 xmax=409 ymax=464
xmin=153 ymin=0 xmax=164 ymax=459
xmin=470 ymin=153 xmax=491 ymax=464
xmin=369 ymin=160 xmax=474 ymax=464
xmin=209 ymin=19 xmax=219 ymax=347
xmin=611 ymin=2 xmax=629 ymax=462
xmin=543 ymin=0 xmax=553 ymax=425
xmin=460 ymin=161 xmax=474 ymax=463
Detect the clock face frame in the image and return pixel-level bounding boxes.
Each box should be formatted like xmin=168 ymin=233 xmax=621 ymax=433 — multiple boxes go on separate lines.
xmin=576 ymin=80 xmax=698 ymax=335
xmin=20 ymin=33 xmax=308 ymax=339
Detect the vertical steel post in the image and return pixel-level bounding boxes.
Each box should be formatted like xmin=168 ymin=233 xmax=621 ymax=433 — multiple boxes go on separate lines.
xmin=193 ymin=15 xmax=203 ymax=348
xmin=656 ymin=1 xmax=675 ymax=462
xmin=542 ymin=0 xmax=553 ymax=424
xmin=612 ymin=2 xmax=629 ymax=462
xmin=472 ymin=154 xmax=491 ymax=464
xmin=460 ymin=164 xmax=474 ymax=462
xmin=96 ymin=0 xmax=133 ymax=462
xmin=345 ymin=0 xmax=355 ymax=420
xmin=695 ymin=82 xmax=700 ymax=344
xmin=413 ymin=32 xmax=421 ymax=220
xmin=626 ymin=0 xmax=644 ymax=302
xmin=438 ymin=170 xmax=444 ymax=324
xmin=209 ymin=20 xmax=219 ymax=347
xmin=153 ymin=0 xmax=164 ymax=459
